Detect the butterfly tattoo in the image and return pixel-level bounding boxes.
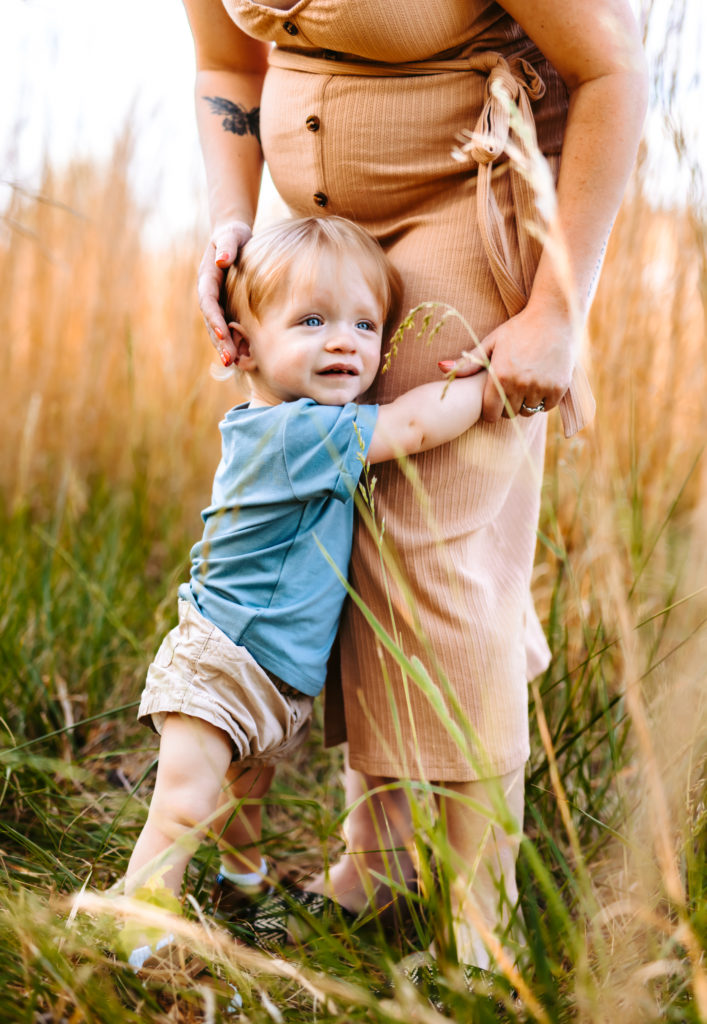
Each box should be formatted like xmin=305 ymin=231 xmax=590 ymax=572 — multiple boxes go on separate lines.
xmin=203 ymin=96 xmax=261 ymax=144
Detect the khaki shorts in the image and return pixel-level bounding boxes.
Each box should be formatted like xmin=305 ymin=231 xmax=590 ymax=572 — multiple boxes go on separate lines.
xmin=138 ymin=600 xmax=314 ymax=766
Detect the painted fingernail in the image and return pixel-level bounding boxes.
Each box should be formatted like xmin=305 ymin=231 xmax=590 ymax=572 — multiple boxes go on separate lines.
xmin=214 ymin=327 xmax=224 ymax=341
xmin=221 ymin=351 xmax=232 ymax=367
xmin=438 ymin=360 xmax=455 ymax=372
xmin=216 ymin=251 xmax=230 ymax=264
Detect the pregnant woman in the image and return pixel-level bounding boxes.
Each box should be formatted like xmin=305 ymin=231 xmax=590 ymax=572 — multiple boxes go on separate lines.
xmin=182 ymin=0 xmax=647 ymax=966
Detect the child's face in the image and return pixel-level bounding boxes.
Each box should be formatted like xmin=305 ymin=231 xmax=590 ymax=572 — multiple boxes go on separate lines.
xmin=236 ymin=253 xmax=385 ymax=407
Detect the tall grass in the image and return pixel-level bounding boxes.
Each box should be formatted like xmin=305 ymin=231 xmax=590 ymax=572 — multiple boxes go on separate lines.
xmin=1 ymin=19 xmax=706 ymax=1024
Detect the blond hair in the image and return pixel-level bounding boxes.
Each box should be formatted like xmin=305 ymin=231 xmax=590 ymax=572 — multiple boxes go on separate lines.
xmin=223 ymin=216 xmax=402 ymax=340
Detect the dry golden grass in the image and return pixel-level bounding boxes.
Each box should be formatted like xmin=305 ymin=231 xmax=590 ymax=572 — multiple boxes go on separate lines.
xmin=537 ymin=177 xmax=707 ymax=1018
xmin=1 ymin=128 xmax=235 ymax=526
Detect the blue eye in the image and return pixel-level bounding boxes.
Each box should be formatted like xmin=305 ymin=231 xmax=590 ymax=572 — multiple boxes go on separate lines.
xmin=356 ymin=320 xmax=375 ymax=331
xmin=303 ymin=315 xmax=323 ymax=327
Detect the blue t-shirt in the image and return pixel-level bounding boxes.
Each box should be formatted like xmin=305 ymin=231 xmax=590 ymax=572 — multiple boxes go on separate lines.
xmin=178 ymin=398 xmax=379 ymax=696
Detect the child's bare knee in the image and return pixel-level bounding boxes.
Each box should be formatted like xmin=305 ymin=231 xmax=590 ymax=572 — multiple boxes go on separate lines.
xmin=151 ymin=776 xmax=220 ymax=836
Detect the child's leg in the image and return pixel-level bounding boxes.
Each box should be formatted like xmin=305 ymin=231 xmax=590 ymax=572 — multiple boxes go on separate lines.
xmin=213 ymin=762 xmax=275 ymax=874
xmin=126 ymin=713 xmax=233 ymax=896
xmin=436 ymin=767 xmax=524 ymax=969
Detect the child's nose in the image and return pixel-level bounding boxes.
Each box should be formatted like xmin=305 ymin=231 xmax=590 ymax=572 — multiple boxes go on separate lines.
xmin=324 ymin=327 xmax=357 ymax=352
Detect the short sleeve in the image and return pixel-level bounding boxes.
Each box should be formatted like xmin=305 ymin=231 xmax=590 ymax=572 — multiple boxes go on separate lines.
xmin=284 ymin=401 xmax=378 ymax=503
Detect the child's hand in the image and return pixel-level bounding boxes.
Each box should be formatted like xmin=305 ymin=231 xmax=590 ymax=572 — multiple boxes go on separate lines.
xmin=437 ymin=347 xmax=488 ymax=378
xmin=198 ymin=219 xmax=253 ymax=367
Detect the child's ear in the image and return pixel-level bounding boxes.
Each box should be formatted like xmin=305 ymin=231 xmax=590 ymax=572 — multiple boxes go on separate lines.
xmin=228 ymin=322 xmax=257 ymax=371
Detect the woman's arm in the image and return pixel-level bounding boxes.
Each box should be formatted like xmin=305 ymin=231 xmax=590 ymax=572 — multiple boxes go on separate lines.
xmin=453 ymin=0 xmax=649 ymax=421
xmin=182 ymin=0 xmax=270 ymax=362
xmin=367 ymin=373 xmax=485 ymax=464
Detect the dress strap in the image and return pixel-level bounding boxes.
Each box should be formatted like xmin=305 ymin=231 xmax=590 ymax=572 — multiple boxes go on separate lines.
xmin=269 ymin=46 xmax=595 ymax=437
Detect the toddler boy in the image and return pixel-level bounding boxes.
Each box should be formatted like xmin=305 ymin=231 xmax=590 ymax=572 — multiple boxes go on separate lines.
xmin=124 ymin=216 xmax=486 ymax=965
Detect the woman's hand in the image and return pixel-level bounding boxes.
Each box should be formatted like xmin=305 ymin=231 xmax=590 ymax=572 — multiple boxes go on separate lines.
xmin=439 ymin=304 xmax=578 ymax=422
xmin=198 ymin=219 xmax=254 ymax=366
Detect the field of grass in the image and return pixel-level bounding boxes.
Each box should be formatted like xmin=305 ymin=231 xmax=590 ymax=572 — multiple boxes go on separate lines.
xmin=1 ymin=18 xmax=706 ymax=1024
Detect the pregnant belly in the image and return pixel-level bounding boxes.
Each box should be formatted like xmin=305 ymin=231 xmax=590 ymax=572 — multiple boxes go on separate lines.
xmin=260 ymin=67 xmax=478 ymax=225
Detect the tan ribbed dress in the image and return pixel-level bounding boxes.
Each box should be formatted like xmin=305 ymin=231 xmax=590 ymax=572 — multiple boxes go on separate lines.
xmin=223 ymin=0 xmax=586 ymax=781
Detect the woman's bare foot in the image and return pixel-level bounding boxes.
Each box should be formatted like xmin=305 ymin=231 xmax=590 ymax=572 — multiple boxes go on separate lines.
xmin=305 ymin=763 xmax=417 ymax=915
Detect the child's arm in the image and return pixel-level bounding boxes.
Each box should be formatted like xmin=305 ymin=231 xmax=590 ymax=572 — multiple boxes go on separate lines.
xmin=367 ymin=372 xmax=486 ymax=465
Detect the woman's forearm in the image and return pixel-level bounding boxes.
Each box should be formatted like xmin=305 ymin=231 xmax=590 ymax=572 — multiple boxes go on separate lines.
xmin=529 ymin=62 xmax=649 ymax=322
xmin=194 ymin=67 xmax=266 ymax=229
xmin=182 ymin=0 xmax=269 ymax=229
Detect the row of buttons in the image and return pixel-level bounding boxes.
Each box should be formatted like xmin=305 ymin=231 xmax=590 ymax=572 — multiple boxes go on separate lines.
xmin=304 ymin=113 xmax=326 ymax=205
xmin=281 ymin=24 xmax=329 ymax=208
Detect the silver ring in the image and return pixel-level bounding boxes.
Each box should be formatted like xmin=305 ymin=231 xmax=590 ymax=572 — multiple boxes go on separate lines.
xmin=520 ymin=399 xmax=546 ymax=414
